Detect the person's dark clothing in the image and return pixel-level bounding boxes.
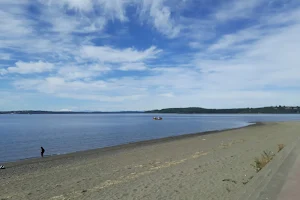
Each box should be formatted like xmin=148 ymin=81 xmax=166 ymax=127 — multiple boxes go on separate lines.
xmin=41 ymin=147 xmax=45 ymax=157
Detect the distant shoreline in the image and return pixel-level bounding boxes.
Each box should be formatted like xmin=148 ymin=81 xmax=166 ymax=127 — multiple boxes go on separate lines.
xmin=0 ymin=111 xmax=144 ymax=114
xmin=146 ymin=106 xmax=300 ymax=114
xmin=2 ymin=113 xmax=300 ymax=115
xmin=1 ymin=106 xmax=300 ymax=114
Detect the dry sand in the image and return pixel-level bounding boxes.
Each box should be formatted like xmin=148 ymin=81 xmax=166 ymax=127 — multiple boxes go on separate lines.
xmin=1 ymin=121 xmax=300 ymax=200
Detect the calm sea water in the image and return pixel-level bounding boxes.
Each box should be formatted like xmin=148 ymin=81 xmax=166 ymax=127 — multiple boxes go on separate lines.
xmin=1 ymin=114 xmax=300 ymax=162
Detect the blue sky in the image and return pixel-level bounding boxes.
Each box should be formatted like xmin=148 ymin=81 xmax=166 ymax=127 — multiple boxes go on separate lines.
xmin=1 ymin=0 xmax=300 ymax=111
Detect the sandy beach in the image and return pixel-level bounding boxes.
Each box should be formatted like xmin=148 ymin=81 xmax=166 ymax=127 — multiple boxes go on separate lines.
xmin=1 ymin=121 xmax=300 ymax=200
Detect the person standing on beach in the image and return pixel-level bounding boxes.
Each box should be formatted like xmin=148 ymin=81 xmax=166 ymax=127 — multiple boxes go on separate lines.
xmin=41 ymin=147 xmax=45 ymax=157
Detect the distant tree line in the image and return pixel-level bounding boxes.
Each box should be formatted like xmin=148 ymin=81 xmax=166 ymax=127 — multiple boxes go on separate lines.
xmin=145 ymin=106 xmax=300 ymax=114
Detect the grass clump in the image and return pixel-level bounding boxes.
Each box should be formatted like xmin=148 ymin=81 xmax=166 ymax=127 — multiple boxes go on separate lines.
xmin=253 ymin=151 xmax=275 ymax=172
xmin=278 ymin=144 xmax=285 ymax=152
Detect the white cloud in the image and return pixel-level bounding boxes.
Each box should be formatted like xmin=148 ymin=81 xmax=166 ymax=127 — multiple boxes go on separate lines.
xmin=215 ymin=0 xmax=264 ymax=21
xmin=14 ymin=77 xmax=107 ymax=94
xmin=57 ymin=93 xmax=145 ymax=102
xmin=208 ymin=27 xmax=263 ymax=51
xmin=0 ymin=9 xmax=32 ymax=38
xmin=119 ymin=62 xmax=147 ymax=71
xmin=159 ymin=92 xmax=174 ymax=97
xmin=40 ymin=3 xmax=107 ymax=34
xmin=188 ymin=42 xmax=204 ymax=49
xmin=57 ymin=66 xmax=97 ymax=80
xmin=50 ymin=0 xmax=184 ymax=37
xmin=13 ymin=76 xmax=147 ymax=102
xmin=51 ymin=16 xmax=81 ymax=34
xmin=3 ymin=61 xmax=54 ymax=74
xmin=80 ymin=45 xmax=162 ymax=63
xmin=57 ymin=65 xmax=110 ymax=80
xmin=47 ymin=0 xmax=94 ymax=11
xmin=0 ymin=4 xmax=78 ymax=60
xmin=80 ymin=17 xmax=107 ymax=33
xmin=264 ymin=8 xmax=300 ymax=26
xmin=0 ymin=69 xmax=7 ymax=75
xmin=139 ymin=0 xmax=181 ymax=38
xmin=0 ymin=0 xmax=181 ymax=63
xmin=193 ymin=23 xmax=300 ymax=92
xmin=46 ymin=0 xmax=129 ymax=21
xmin=0 ymin=53 xmax=11 ymax=60
xmin=97 ymin=0 xmax=129 ymax=21
xmin=41 ymin=0 xmax=184 ymax=38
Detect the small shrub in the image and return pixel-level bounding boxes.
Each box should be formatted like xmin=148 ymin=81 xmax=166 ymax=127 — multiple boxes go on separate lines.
xmin=253 ymin=151 xmax=275 ymax=172
xmin=278 ymin=144 xmax=285 ymax=152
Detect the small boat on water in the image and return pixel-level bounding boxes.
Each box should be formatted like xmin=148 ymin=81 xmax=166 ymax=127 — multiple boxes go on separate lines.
xmin=153 ymin=117 xmax=163 ymax=120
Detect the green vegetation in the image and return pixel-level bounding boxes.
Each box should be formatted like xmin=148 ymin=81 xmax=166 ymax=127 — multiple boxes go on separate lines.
xmin=252 ymin=150 xmax=275 ymax=172
xmin=146 ymin=106 xmax=300 ymax=114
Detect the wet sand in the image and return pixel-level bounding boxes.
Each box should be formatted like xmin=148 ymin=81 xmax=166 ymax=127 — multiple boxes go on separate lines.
xmin=1 ymin=122 xmax=300 ymax=200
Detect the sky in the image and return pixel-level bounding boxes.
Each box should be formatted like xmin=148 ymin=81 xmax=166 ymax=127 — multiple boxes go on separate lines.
xmin=1 ymin=0 xmax=300 ymax=111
